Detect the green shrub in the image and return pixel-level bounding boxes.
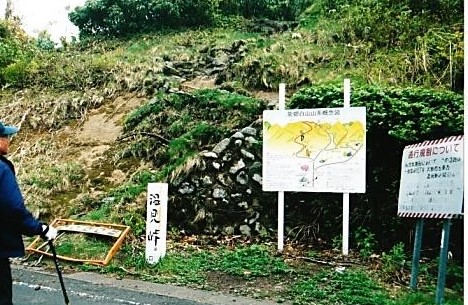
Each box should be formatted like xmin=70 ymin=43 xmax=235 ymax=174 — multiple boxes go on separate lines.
xmin=218 ymin=0 xmax=313 ymax=20
xmin=69 ymin=0 xmax=216 ymax=38
xmin=288 ymin=84 xmax=463 ymax=249
xmin=2 ymin=60 xmax=31 ymax=86
xmin=381 ymin=242 xmax=407 ymax=280
xmin=0 ymin=19 xmax=38 ymax=87
xmin=354 ymin=227 xmax=377 ymax=258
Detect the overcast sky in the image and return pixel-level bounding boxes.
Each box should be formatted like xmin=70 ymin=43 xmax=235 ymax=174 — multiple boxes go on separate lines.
xmin=0 ymin=0 xmax=86 ymax=42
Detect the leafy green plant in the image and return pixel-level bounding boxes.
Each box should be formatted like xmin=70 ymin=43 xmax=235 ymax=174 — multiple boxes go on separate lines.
xmin=218 ymin=0 xmax=313 ymax=20
xmin=354 ymin=227 xmax=377 ymax=258
xmin=117 ymin=244 xmax=290 ymax=284
xmin=331 ymin=235 xmax=342 ymax=250
xmin=122 ymin=212 xmax=146 ymax=237
xmin=446 ymin=261 xmax=463 ymax=292
xmin=381 ymin=242 xmax=407 ymax=279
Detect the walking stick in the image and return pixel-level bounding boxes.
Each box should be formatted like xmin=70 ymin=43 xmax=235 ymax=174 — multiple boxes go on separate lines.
xmin=48 ymin=240 xmax=70 ymax=305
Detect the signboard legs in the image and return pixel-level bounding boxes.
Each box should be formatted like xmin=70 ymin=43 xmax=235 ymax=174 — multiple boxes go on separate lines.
xmin=342 ymin=193 xmax=349 ymax=255
xmin=409 ymin=218 xmax=453 ymax=305
xmin=342 ymin=79 xmax=351 ymax=256
xmin=277 ymin=83 xmax=286 ymax=252
xmin=410 ymin=218 xmax=424 ymax=290
xmin=435 ymin=219 xmax=452 ymax=305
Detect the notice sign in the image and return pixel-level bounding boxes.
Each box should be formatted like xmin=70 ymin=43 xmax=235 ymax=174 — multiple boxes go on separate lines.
xmin=263 ymin=107 xmax=366 ymax=193
xmin=145 ymin=183 xmax=168 ymax=264
xmin=398 ymin=136 xmax=464 ymax=218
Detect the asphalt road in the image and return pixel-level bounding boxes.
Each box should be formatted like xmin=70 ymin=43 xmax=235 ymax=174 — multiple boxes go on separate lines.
xmin=12 ymin=265 xmax=283 ymax=305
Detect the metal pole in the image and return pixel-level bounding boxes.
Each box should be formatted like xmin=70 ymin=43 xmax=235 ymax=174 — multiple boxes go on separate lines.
xmin=410 ymin=218 xmax=424 ymax=290
xmin=435 ymin=219 xmax=452 ymax=305
xmin=49 ymin=241 xmax=70 ymax=305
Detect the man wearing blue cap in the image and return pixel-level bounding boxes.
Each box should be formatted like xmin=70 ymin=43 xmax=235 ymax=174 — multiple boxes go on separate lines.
xmin=0 ymin=121 xmax=58 ymax=305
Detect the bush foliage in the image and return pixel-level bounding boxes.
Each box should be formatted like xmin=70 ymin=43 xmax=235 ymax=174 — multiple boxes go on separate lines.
xmin=0 ymin=19 xmax=38 ymax=86
xmin=69 ymin=0 xmax=216 ymax=38
xmin=122 ymin=89 xmax=266 ymax=168
xmin=69 ymin=0 xmax=313 ymax=38
xmin=288 ymin=84 xmax=463 ymax=249
xmin=218 ymin=0 xmax=313 ymax=20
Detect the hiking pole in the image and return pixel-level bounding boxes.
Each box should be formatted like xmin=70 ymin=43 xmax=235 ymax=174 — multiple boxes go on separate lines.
xmin=48 ymin=240 xmax=70 ymax=305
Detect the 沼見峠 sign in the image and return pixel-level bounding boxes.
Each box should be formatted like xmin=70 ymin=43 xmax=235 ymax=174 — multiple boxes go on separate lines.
xmin=398 ymin=135 xmax=464 ymax=218
xmin=145 ymin=183 xmax=168 ymax=264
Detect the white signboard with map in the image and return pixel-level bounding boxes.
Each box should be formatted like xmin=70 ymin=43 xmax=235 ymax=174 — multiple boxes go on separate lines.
xmin=263 ymin=107 xmax=366 ymax=193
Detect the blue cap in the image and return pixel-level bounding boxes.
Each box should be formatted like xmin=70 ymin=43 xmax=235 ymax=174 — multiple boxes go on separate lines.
xmin=0 ymin=121 xmax=19 ymax=136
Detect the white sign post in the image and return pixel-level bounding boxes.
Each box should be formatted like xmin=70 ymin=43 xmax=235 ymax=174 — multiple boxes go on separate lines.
xmin=145 ymin=183 xmax=168 ymax=264
xmin=278 ymin=83 xmax=286 ymax=252
xmin=342 ymin=78 xmax=351 ymax=255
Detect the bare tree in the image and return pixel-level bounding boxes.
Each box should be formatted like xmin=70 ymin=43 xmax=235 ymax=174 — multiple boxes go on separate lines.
xmin=5 ymin=0 xmax=13 ymax=20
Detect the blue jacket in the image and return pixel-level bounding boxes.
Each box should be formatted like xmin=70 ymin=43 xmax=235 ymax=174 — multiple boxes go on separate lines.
xmin=0 ymin=155 xmax=43 ymax=258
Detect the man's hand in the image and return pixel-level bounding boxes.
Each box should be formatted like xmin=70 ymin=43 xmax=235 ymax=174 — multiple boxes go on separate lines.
xmin=41 ymin=224 xmax=58 ymax=241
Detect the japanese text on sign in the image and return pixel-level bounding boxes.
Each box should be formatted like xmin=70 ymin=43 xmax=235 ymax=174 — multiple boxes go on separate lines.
xmin=397 ymin=136 xmax=464 ymax=218
xmin=263 ymin=107 xmax=366 ymax=193
xmin=146 ymin=183 xmax=168 ymax=264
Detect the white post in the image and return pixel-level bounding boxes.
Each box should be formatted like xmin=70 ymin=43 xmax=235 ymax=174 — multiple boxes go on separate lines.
xmin=463 ymin=9 xmax=468 ymax=303
xmin=146 ymin=183 xmax=168 ymax=264
xmin=343 ymin=79 xmax=351 ymax=255
xmin=464 ymin=8 xmax=468 ymax=302
xmin=277 ymin=83 xmax=286 ymax=252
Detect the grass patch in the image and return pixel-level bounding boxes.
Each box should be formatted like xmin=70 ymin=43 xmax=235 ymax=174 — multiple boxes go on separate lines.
xmin=20 ymin=162 xmax=84 ymax=195
xmin=289 ymin=269 xmax=393 ymax=305
xmin=215 ymin=245 xmax=290 ymax=278
xmin=54 ymin=233 xmax=112 ymax=261
xmin=110 ymin=244 xmax=290 ymax=286
xmin=100 ymin=242 xmax=466 ymax=305
xmin=393 ymin=291 xmax=464 ymax=305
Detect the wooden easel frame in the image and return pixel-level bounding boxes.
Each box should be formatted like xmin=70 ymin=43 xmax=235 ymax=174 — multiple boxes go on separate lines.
xmin=26 ymin=218 xmax=131 ymax=266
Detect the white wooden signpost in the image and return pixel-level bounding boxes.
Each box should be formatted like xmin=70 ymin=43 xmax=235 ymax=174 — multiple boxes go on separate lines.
xmin=397 ymin=135 xmax=463 ymax=305
xmin=264 ymin=80 xmax=366 ymax=254
xmin=145 ymin=183 xmax=168 ymax=264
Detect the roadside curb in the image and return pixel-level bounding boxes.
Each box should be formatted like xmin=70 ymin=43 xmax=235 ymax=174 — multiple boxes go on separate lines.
xmin=13 ymin=264 xmax=287 ymax=305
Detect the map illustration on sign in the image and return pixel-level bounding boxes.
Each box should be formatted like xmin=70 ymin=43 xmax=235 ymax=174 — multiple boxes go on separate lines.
xmin=263 ymin=107 xmax=366 ymax=193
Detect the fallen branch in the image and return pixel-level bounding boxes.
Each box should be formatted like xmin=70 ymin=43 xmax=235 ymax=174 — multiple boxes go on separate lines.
xmin=292 ymin=255 xmax=357 ymax=267
xmin=118 ymin=132 xmax=169 ymax=145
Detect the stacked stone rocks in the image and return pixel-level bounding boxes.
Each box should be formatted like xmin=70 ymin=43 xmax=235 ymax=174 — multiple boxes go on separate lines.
xmin=169 ymin=123 xmax=277 ymax=237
